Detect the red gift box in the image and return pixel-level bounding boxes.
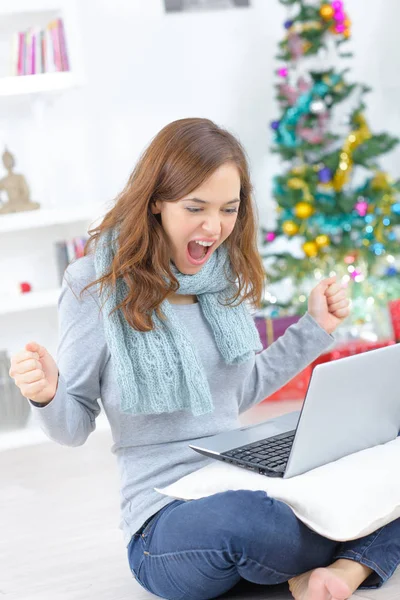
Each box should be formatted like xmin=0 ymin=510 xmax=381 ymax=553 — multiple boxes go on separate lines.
xmin=313 ymin=339 xmax=396 ymax=368
xmin=388 ymin=299 xmax=400 ymax=342
xmin=262 ymin=339 xmax=396 ymax=404
xmin=264 ymin=366 xmax=312 ymax=402
xmin=255 ymin=315 xmax=301 ymax=349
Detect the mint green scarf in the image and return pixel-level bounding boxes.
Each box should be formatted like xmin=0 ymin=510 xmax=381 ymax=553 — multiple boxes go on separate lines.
xmin=94 ymin=229 xmax=262 ymax=416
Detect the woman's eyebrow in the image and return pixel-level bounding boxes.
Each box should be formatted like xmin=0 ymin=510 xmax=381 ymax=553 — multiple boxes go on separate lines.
xmin=180 ymin=198 xmax=240 ymax=205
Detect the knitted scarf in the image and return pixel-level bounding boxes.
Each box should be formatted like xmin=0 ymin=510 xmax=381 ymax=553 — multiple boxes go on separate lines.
xmin=94 ymin=229 xmax=262 ymax=416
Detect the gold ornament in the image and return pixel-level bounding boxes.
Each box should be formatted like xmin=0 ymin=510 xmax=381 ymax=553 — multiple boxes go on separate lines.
xmin=295 ymin=202 xmax=314 ymax=219
xmin=287 ymin=177 xmax=304 ymax=190
xmin=333 ymin=114 xmax=372 ymax=191
xmin=320 ymin=4 xmax=334 ymax=20
xmin=315 ymin=234 xmax=330 ymax=248
xmin=303 ymin=241 xmax=319 ymax=257
xmin=291 ymin=166 xmax=306 ymax=176
xmin=302 ymin=21 xmax=323 ymax=31
xmin=282 ymin=220 xmax=299 ymax=236
xmin=371 ymin=171 xmax=391 ymax=191
xmin=287 ymin=176 xmax=314 ymax=203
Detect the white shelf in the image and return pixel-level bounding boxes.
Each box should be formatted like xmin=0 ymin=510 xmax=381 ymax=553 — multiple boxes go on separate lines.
xmin=0 ymin=410 xmax=111 ymax=452
xmin=0 ymin=205 xmax=103 ymax=233
xmin=0 ymin=288 xmax=60 ymax=315
xmin=0 ymin=71 xmax=79 ymax=97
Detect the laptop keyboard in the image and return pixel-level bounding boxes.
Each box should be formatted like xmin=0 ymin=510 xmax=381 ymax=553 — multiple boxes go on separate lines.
xmin=222 ymin=430 xmax=296 ymax=473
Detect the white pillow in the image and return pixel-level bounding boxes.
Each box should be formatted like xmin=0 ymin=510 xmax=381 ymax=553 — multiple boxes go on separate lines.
xmin=156 ymin=437 xmax=400 ymax=541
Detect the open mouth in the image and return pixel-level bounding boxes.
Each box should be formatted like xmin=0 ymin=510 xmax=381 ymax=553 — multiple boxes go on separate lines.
xmin=186 ymin=240 xmax=216 ymax=265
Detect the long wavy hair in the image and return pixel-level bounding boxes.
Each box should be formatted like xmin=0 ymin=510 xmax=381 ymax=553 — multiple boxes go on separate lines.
xmin=83 ymin=117 xmax=265 ymax=331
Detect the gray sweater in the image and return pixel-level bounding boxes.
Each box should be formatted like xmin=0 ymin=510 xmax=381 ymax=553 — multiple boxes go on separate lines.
xmin=30 ymin=256 xmax=334 ymax=546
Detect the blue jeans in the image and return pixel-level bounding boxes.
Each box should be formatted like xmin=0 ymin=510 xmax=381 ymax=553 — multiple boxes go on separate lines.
xmin=127 ymin=490 xmax=400 ymax=600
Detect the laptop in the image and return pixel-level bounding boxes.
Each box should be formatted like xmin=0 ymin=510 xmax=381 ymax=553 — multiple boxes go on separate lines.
xmin=189 ymin=343 xmax=400 ymax=479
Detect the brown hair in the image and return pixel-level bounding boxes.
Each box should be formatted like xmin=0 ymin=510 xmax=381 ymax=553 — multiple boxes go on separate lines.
xmin=83 ymin=117 xmax=265 ymax=331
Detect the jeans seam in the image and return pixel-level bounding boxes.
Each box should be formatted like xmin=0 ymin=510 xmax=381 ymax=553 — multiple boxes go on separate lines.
xmin=334 ymin=526 xmax=390 ymax=582
xmin=145 ymin=548 xmax=297 ymax=580
xmin=334 ymin=553 xmax=389 ymax=584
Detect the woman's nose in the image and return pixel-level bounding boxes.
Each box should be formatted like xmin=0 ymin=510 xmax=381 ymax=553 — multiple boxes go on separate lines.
xmin=201 ymin=215 xmax=221 ymax=236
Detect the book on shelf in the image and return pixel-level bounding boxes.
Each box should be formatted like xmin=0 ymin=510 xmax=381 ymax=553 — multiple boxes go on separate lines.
xmin=54 ymin=236 xmax=88 ymax=285
xmin=11 ymin=18 xmax=70 ymax=77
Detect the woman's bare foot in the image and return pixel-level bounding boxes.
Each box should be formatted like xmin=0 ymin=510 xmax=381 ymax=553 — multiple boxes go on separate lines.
xmin=288 ymin=560 xmax=373 ymax=600
xmin=288 ymin=568 xmax=351 ymax=600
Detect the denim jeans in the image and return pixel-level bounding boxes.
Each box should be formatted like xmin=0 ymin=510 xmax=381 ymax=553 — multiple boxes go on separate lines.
xmin=127 ymin=490 xmax=400 ymax=600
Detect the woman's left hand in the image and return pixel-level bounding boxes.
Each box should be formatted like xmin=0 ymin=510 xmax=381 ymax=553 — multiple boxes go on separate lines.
xmin=308 ymin=276 xmax=350 ymax=335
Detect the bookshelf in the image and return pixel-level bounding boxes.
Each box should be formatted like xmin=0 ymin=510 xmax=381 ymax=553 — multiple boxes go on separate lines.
xmin=0 ymin=204 xmax=104 ymax=316
xmin=0 ymin=205 xmax=103 ymax=233
xmin=0 ymin=287 xmax=60 ymax=315
xmin=0 ymin=2 xmax=84 ymax=97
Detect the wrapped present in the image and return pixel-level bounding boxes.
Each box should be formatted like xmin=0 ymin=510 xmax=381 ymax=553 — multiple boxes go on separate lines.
xmin=255 ymin=315 xmax=301 ymax=349
xmin=388 ymin=299 xmax=400 ymax=342
xmin=262 ymin=338 xmax=395 ymax=404
xmin=312 ymin=339 xmax=396 ymax=368
xmin=264 ymin=366 xmax=312 ymax=402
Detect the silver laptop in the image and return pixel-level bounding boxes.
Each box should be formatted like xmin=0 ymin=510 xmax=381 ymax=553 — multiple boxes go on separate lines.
xmin=189 ymin=343 xmax=400 ymax=479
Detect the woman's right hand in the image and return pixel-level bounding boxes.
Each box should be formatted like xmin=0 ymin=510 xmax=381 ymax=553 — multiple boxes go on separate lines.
xmin=9 ymin=342 xmax=59 ymax=404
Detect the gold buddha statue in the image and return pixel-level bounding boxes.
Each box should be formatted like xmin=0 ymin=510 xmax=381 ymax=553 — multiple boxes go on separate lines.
xmin=0 ymin=148 xmax=40 ymax=214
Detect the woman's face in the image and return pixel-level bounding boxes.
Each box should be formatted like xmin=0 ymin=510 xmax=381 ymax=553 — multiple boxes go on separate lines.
xmin=152 ymin=163 xmax=241 ymax=274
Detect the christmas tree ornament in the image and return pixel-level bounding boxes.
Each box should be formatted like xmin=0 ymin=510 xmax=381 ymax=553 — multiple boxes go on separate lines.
xmin=303 ymin=241 xmax=319 ymax=257
xmin=265 ymin=232 xmax=277 ymax=242
xmin=371 ymin=171 xmax=391 ymax=191
xmin=315 ymin=234 xmax=330 ymax=248
xmin=282 ymin=220 xmax=299 ymax=236
xmin=310 ymin=99 xmax=326 ymax=114
xmin=287 ymin=177 xmax=304 ymax=189
xmin=291 ymin=165 xmax=306 ymax=176
xmin=318 ymin=166 xmax=333 ymax=183
xmin=355 ymin=199 xmax=368 ymax=216
xmin=295 ymin=202 xmax=314 ymax=219
xmin=320 ymin=4 xmax=334 ymax=20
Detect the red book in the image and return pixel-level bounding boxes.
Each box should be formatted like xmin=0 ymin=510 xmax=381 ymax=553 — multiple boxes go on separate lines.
xmin=31 ymin=31 xmax=36 ymax=74
xmin=57 ymin=18 xmax=70 ymax=71
xmin=40 ymin=30 xmax=46 ymax=73
xmin=49 ymin=20 xmax=62 ymax=71
xmin=17 ymin=32 xmax=25 ymax=75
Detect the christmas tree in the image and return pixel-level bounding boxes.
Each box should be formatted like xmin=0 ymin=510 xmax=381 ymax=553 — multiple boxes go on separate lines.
xmin=262 ymin=0 xmax=400 ymax=339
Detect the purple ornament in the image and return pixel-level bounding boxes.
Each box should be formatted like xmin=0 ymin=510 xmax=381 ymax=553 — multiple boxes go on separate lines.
xmin=332 ymin=0 xmax=343 ymax=9
xmin=284 ymin=19 xmax=293 ymax=29
xmin=318 ymin=167 xmax=333 ymax=183
xmin=334 ymin=9 xmax=345 ymax=21
xmin=278 ymin=67 xmax=288 ymax=78
xmin=265 ymin=232 xmax=276 ymax=242
xmin=355 ymin=200 xmax=368 ymax=216
xmin=350 ymin=269 xmax=361 ymax=280
xmin=335 ymin=23 xmax=346 ymax=33
xmin=270 ymin=120 xmax=280 ymax=130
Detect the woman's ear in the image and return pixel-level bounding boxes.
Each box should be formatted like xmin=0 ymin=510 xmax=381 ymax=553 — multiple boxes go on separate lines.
xmin=151 ymin=200 xmax=161 ymax=215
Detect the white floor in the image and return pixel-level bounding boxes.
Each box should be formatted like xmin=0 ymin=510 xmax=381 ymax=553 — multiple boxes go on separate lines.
xmin=1 ymin=400 xmax=398 ymax=600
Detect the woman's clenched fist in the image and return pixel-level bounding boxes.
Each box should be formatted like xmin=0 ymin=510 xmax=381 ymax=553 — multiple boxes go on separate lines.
xmin=9 ymin=342 xmax=59 ymax=405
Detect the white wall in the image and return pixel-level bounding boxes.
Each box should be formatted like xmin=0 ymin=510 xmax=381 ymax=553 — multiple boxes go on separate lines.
xmin=4 ymin=0 xmax=400 ymax=223
xmin=1 ymin=0 xmax=400 ymax=355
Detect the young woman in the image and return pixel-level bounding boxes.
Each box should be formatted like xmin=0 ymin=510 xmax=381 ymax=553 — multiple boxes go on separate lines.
xmin=10 ymin=118 xmax=399 ymax=600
